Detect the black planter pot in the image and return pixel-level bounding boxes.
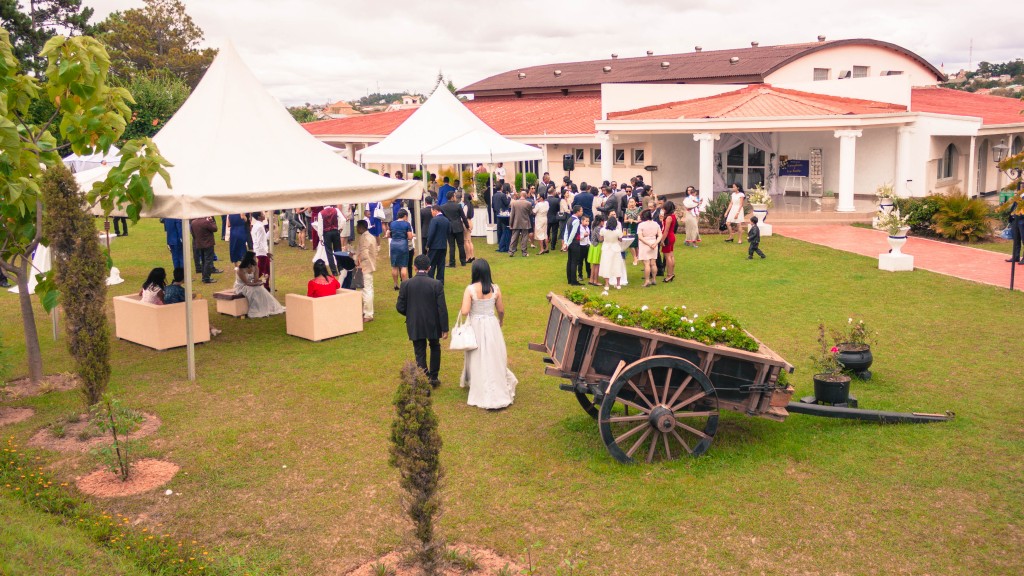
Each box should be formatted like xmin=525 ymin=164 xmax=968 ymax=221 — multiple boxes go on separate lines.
xmin=813 ymin=374 xmax=852 ymax=405
xmin=837 ymin=343 xmax=873 ymax=379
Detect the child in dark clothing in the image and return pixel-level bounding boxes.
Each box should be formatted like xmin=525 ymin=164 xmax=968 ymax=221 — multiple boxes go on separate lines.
xmin=747 ymin=215 xmax=766 ymax=259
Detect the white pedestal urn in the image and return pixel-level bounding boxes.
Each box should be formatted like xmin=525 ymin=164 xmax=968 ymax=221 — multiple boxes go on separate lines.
xmin=879 ymin=226 xmax=913 ymax=271
xmin=471 ymin=208 xmax=488 ymax=237
xmin=485 ymin=224 xmax=498 ymax=245
xmin=878 ymin=200 xmax=894 ymax=215
xmin=751 ymin=203 xmax=772 ymax=236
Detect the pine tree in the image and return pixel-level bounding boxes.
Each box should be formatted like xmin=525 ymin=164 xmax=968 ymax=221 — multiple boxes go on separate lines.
xmin=0 ymin=0 xmax=94 ymax=76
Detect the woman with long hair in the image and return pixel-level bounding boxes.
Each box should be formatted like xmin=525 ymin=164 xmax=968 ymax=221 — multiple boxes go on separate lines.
xmin=599 ymin=216 xmax=628 ymax=290
xmin=234 ymin=251 xmax=285 ymax=318
xmin=636 ymin=210 xmax=662 ymax=287
xmin=140 ymin=267 xmax=167 ymax=305
xmin=307 ymin=259 xmax=340 ymax=298
xmin=459 ymin=259 xmax=518 ymax=410
xmin=661 ymin=200 xmax=678 ymax=283
xmin=624 ymin=196 xmax=641 ymax=264
xmin=725 ymin=183 xmax=746 ymax=244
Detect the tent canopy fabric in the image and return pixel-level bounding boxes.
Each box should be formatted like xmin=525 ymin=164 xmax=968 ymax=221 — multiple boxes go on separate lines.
xmin=76 ymin=43 xmax=417 ymax=219
xmin=357 ymin=88 xmax=543 ymax=165
xmin=63 ymin=146 xmax=120 ymax=173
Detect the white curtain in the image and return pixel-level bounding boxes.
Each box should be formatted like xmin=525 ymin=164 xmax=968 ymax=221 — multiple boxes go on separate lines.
xmin=713 ymin=132 xmax=779 ymax=195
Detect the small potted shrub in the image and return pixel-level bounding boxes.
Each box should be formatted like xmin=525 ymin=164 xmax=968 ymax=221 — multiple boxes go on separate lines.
xmin=810 ymin=323 xmax=851 ymax=405
xmin=832 ymin=318 xmax=874 ymax=379
xmin=877 ymin=208 xmax=911 ymax=255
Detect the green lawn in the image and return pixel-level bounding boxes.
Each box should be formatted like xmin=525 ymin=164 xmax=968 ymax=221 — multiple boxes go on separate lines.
xmin=1 ymin=220 xmax=1021 ymax=575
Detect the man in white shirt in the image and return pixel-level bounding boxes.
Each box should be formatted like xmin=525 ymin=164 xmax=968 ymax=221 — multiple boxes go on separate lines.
xmin=494 ymin=162 xmax=506 ymax=184
xmin=251 ymin=212 xmax=272 ymax=291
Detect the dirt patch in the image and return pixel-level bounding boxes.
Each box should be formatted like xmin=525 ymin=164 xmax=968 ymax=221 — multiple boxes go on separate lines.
xmin=346 ymin=545 xmax=522 ymax=576
xmin=76 ymin=459 xmax=179 ymax=498
xmin=28 ymin=412 xmax=161 ymax=453
xmin=1 ymin=373 xmax=79 ymax=400
xmin=0 ymin=407 xmax=35 ymax=426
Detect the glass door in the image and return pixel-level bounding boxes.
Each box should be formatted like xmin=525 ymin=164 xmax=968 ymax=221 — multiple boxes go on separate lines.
xmin=725 ymin=143 xmax=767 ymax=189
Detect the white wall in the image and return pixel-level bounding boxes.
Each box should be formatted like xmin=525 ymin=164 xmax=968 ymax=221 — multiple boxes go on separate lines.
xmin=775 ymin=75 xmax=911 ymax=107
xmin=776 ymin=128 xmax=897 ymax=196
xmin=647 ymin=134 xmax=700 ymax=195
xmin=602 ymin=84 xmax=745 ymax=117
xmin=766 ymin=44 xmax=941 ymax=87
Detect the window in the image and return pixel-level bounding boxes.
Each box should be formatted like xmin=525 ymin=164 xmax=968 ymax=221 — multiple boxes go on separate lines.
xmin=521 ymin=160 xmax=540 ymax=175
xmin=882 ymin=70 xmax=904 ymax=76
xmin=1012 ymin=136 xmax=1024 ymax=156
xmin=592 ymin=148 xmax=602 ymax=164
xmin=613 ymin=148 xmax=625 ymax=164
xmin=573 ymin=148 xmax=585 ymax=163
xmin=852 ymin=66 xmax=869 ymax=78
xmin=632 ymin=148 xmax=645 ymax=164
xmin=937 ymin=143 xmax=957 ymax=180
xmin=725 ymin=143 xmax=766 ymax=190
xmin=813 ymin=68 xmax=830 ymax=81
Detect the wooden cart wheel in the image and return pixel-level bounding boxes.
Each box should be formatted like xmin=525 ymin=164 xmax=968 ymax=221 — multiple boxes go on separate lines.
xmin=575 ymin=390 xmax=600 ymax=418
xmin=598 ymin=356 xmax=718 ymax=463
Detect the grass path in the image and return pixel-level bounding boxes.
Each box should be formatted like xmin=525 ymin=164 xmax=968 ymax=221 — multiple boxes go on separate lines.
xmin=1 ymin=220 xmax=1021 ymax=575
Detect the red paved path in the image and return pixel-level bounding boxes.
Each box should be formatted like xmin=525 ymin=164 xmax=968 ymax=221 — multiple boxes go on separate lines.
xmin=774 ymin=225 xmax=1021 ymax=292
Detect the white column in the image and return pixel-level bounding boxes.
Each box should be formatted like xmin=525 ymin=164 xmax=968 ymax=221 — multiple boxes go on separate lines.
xmin=183 ymin=219 xmax=196 ymax=382
xmin=345 ymin=143 xmax=356 ymax=163
xmin=834 ymin=129 xmax=862 ymax=212
xmin=966 ymin=135 xmax=977 ymax=197
xmin=895 ymin=126 xmax=913 ymax=196
xmin=694 ymin=132 xmax=719 ymax=208
xmin=599 ymin=131 xmax=613 ymax=184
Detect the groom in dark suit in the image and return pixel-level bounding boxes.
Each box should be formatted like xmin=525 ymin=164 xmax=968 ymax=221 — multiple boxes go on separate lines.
xmin=425 ymin=204 xmax=450 ymax=283
xmin=396 ymin=255 xmax=449 ymax=388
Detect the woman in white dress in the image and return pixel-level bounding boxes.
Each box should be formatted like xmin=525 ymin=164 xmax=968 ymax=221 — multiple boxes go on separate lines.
xmin=460 ymin=259 xmax=518 ymax=410
xmin=234 ymin=251 xmax=285 ymax=318
xmin=599 ymin=216 xmax=628 ymax=290
xmin=533 ymin=196 xmax=549 ymax=254
xmin=725 ymin=183 xmax=746 ymax=244
xmin=310 ymin=211 xmax=327 ymax=264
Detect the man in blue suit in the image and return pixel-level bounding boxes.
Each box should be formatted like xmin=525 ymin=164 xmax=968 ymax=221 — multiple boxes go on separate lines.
xmin=162 ymin=218 xmax=184 ymax=271
xmin=425 ymin=204 xmax=450 ymax=284
xmin=571 ymin=182 xmax=595 ymax=220
xmin=437 ymin=177 xmax=456 ymax=206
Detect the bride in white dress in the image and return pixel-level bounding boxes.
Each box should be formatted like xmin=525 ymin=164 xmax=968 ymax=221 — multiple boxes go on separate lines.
xmin=233 ymin=251 xmax=285 ymax=318
xmin=459 ymin=259 xmax=518 ymax=410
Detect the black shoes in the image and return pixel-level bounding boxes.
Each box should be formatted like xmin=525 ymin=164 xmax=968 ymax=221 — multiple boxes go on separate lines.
xmin=202 ymin=278 xmax=216 ymax=284
xmin=212 ymin=268 xmax=224 ymax=274
xmin=429 ymin=378 xmax=441 ymax=389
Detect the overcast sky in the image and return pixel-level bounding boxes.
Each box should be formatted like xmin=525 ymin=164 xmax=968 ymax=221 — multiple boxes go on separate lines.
xmin=86 ymin=0 xmax=1021 ymax=106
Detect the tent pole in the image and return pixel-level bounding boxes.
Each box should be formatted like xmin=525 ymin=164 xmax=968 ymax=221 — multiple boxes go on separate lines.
xmin=268 ymin=210 xmax=276 ymax=292
xmin=414 ymin=162 xmax=424 ymax=255
xmin=488 ymin=170 xmax=494 ymax=224
xmin=183 ymin=219 xmax=196 ymax=382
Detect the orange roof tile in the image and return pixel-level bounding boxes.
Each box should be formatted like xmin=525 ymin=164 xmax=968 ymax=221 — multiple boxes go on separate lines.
xmin=607 ymin=85 xmax=906 ymax=120
xmin=304 ymin=95 xmax=601 ymax=137
xmin=910 ymin=87 xmax=1024 ymax=125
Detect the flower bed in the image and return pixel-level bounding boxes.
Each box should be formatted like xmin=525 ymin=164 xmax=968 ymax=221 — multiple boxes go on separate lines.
xmin=565 ymin=289 xmax=759 ymax=352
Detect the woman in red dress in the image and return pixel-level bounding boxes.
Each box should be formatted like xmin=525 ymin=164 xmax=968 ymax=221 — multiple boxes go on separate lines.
xmin=661 ymin=200 xmax=678 ymax=283
xmin=307 ymin=260 xmax=340 ymax=298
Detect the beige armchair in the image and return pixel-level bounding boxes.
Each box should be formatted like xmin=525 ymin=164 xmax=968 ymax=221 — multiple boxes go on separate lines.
xmin=113 ymin=294 xmax=211 ymax=351
xmin=285 ymin=290 xmax=363 ymax=341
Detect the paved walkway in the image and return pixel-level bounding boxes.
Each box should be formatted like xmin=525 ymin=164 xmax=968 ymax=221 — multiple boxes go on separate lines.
xmin=774 ymin=225 xmax=1021 ymax=292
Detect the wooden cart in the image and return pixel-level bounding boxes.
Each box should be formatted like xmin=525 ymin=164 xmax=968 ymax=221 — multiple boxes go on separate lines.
xmin=530 ymin=293 xmax=796 ymax=463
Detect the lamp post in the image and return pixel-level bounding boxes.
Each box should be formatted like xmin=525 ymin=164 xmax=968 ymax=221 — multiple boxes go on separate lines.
xmin=993 ymin=139 xmax=1023 ymax=291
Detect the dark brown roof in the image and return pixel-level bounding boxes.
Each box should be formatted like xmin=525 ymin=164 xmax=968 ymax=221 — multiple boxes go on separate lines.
xmin=459 ymin=39 xmax=945 ymax=97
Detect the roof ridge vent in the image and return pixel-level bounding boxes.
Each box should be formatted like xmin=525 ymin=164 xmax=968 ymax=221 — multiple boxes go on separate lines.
xmin=751 ymin=41 xmax=759 ymax=47
xmin=730 ymin=57 xmax=740 ymax=65
xmin=694 ymin=46 xmax=702 ymax=52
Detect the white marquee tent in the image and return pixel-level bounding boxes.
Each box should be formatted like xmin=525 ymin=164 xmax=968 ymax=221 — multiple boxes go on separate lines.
xmin=77 ymin=42 xmax=418 ymax=381
xmin=63 ymin=146 xmax=120 ymax=173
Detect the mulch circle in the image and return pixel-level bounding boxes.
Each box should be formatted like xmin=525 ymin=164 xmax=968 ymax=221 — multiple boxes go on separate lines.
xmin=346 ymin=545 xmax=522 ymax=576
xmin=28 ymin=412 xmax=162 ymax=453
xmin=0 ymin=407 xmax=35 ymax=426
xmin=1 ymin=373 xmax=79 ymax=400
xmin=75 ymin=459 xmax=179 ymax=498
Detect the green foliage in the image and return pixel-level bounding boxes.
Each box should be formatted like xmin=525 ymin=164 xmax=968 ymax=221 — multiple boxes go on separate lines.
xmin=930 ymin=190 xmax=993 ymax=242
xmin=831 ymin=317 xmax=874 ymax=348
xmin=356 ymin=91 xmax=415 ymax=107
xmin=370 ymin=561 xmax=396 ymax=576
xmin=565 ymin=289 xmax=760 ymax=352
xmin=40 ymin=164 xmax=110 ymax=406
xmin=0 ymin=0 xmax=95 ymax=77
xmin=96 ymin=0 xmax=216 ymax=87
xmin=809 ymin=323 xmax=842 ymax=375
xmin=699 ymin=192 xmax=729 ymax=230
xmin=91 ymin=396 xmax=132 ymax=480
xmin=475 ymin=171 xmax=491 ymax=197
xmin=0 ymin=436 xmax=245 ymax=574
xmin=442 ymin=547 xmax=480 ymax=571
xmin=876 ymin=207 xmax=909 ymax=236
xmin=389 ymin=362 xmax=444 ymax=576
xmin=514 ymin=172 xmax=538 ymax=192
xmin=119 ymin=69 xmax=189 ymax=141
xmin=894 ymin=195 xmax=942 ymax=234
xmin=287 ymin=105 xmax=316 ymax=124
xmin=0 ymin=334 xmax=10 ymax=384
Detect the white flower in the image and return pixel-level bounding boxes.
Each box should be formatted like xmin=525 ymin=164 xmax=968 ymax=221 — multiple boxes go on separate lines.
xmin=164 ymin=489 xmax=173 ymax=496
xmin=604 ymin=303 xmax=612 ymax=308
xmin=693 ymin=314 xmax=698 ymax=318
xmin=710 ymin=322 xmax=716 ymax=328
xmin=682 ymin=305 xmax=687 ymax=309
xmin=617 ymin=314 xmax=623 ymax=319
xmin=680 ymin=316 xmax=686 ymax=322
xmin=848 ymin=318 xmax=853 ymax=323
xmin=690 ymin=327 xmax=695 ymax=332
xmin=641 ymin=305 xmax=649 ymax=311
xmin=722 ymin=327 xmax=727 ymax=331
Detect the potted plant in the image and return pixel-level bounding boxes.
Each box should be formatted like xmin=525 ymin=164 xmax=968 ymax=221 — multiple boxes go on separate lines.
xmin=877 ymin=208 xmax=911 ymax=255
xmin=820 ymin=190 xmax=837 ymax=210
xmin=810 ymin=323 xmax=851 ymax=404
xmin=747 ymin=183 xmax=773 ymax=226
xmin=831 ymin=318 xmax=874 ymax=379
xmin=875 ymin=183 xmax=897 ymax=215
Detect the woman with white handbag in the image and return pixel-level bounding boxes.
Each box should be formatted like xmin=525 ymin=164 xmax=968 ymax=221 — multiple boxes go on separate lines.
xmin=455 ymin=259 xmax=518 ymax=409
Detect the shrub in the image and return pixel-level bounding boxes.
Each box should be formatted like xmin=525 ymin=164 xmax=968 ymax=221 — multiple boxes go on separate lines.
xmin=389 ymin=362 xmax=444 ymax=576
xmin=92 ymin=396 xmax=133 ymax=481
xmin=40 ymin=164 xmax=111 ymax=406
xmin=699 ymin=192 xmax=730 ymax=230
xmin=514 ymin=172 xmax=538 ymax=191
xmin=894 ymin=195 xmax=942 ymax=234
xmin=475 ymin=171 xmax=492 ymax=196
xmin=930 ymin=191 xmax=993 ymax=242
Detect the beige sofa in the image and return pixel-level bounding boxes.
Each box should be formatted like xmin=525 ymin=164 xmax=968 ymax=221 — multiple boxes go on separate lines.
xmin=285 ymin=290 xmax=363 ymax=341
xmin=113 ymin=294 xmax=211 ymax=351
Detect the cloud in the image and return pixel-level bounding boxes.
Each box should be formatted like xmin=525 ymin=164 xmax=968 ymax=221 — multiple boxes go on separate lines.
xmin=86 ymin=0 xmax=1018 ymax=105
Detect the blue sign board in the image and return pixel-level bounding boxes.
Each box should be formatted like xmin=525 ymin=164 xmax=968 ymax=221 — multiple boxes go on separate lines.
xmin=780 ymin=159 xmax=809 ymax=177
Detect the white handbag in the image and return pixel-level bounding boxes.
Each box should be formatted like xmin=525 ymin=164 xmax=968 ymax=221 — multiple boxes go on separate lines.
xmin=449 ymin=313 xmax=478 ymax=351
